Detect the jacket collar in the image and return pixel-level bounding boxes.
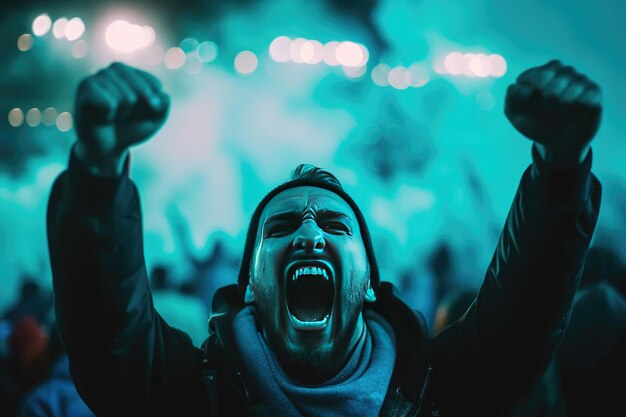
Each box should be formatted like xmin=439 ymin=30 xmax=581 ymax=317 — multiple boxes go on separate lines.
xmin=366 ymin=282 xmax=432 ymax=401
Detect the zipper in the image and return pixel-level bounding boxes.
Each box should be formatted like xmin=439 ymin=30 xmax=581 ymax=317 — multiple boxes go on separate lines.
xmin=236 ymin=369 xmax=251 ymax=404
xmin=407 ymin=366 xmax=433 ymax=417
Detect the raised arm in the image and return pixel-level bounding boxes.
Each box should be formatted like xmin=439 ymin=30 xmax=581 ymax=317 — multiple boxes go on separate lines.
xmin=47 ymin=63 xmax=206 ymax=414
xmin=432 ymin=60 xmax=603 ymax=415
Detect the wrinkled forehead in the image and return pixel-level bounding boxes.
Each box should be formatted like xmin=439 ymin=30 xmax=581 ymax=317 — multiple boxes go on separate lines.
xmin=259 ymin=186 xmax=359 ymax=226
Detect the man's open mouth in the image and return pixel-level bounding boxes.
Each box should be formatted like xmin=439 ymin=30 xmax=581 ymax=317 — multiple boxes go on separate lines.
xmin=285 ymin=261 xmax=335 ymax=331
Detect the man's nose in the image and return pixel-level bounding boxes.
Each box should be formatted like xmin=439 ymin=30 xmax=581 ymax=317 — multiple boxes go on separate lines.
xmin=292 ymin=220 xmax=325 ymax=252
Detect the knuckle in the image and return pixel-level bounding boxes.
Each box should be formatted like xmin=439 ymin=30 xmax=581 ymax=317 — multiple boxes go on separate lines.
xmin=541 ymin=88 xmax=562 ymax=101
xmin=516 ymin=77 xmax=535 ymax=89
xmin=124 ymin=90 xmax=139 ymax=104
xmin=96 ymin=68 xmax=110 ymax=78
xmin=77 ymin=77 xmax=93 ymax=91
xmin=588 ymin=83 xmax=601 ymax=94
xmin=517 ymin=69 xmax=533 ymax=81
xmin=536 ymin=69 xmax=556 ymax=84
xmin=546 ymin=59 xmax=562 ymax=69
xmin=574 ymin=74 xmax=588 ymax=85
xmin=146 ymin=73 xmax=162 ymax=89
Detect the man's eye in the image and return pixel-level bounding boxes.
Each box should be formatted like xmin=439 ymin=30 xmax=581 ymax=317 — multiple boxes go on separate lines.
xmin=267 ymin=224 xmax=295 ymax=237
xmin=322 ymin=222 xmax=351 ymax=234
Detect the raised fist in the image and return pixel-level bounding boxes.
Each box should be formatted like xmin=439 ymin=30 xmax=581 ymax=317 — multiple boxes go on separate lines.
xmin=74 ymin=62 xmax=169 ymax=174
xmin=505 ymin=60 xmax=602 ymax=165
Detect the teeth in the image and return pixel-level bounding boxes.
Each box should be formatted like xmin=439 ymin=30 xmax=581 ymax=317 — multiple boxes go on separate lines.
xmin=291 ymin=265 xmax=331 ymax=280
xmin=289 ymin=313 xmax=330 ymax=330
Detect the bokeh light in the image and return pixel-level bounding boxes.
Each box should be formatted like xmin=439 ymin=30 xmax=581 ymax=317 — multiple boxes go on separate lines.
xmin=462 ymin=54 xmax=476 ymax=77
xmin=388 ymin=66 xmax=411 ymax=90
xmin=335 ymin=41 xmax=364 ymax=67
xmin=56 ymin=112 xmax=73 ymax=132
xmin=289 ymin=38 xmax=307 ymax=64
xmin=443 ymin=51 xmax=507 ymax=78
xmin=164 ymin=47 xmax=186 ymax=69
xmin=143 ymin=26 xmax=156 ymax=47
xmin=52 ymin=18 xmax=68 ymax=39
xmin=371 ymin=63 xmax=391 ymax=86
xmin=357 ymin=44 xmax=369 ymax=67
xmin=197 ymin=41 xmax=218 ymax=63
xmin=269 ymin=36 xmax=291 ymax=62
xmin=299 ymin=41 xmax=314 ymax=62
xmin=105 ymin=20 xmax=154 ymax=53
xmin=64 ymin=17 xmax=85 ymax=41
xmin=269 ymin=37 xmax=365 ymax=67
xmin=17 ymin=34 xmax=34 ymax=51
xmin=8 ymin=108 xmax=24 ymax=127
xmin=343 ymin=65 xmax=367 ymax=80
xmin=234 ymin=50 xmax=258 ymax=74
xmin=32 ymin=14 xmax=52 ymax=36
xmin=444 ymin=52 xmax=464 ymax=75
xmin=409 ymin=63 xmax=430 ymax=87
xmin=469 ymin=53 xmax=491 ymax=78
xmin=300 ymin=40 xmax=323 ymax=64
xmin=71 ymin=40 xmax=89 ymax=58
xmin=433 ymin=55 xmax=447 ymax=74
xmin=42 ymin=107 xmax=57 ymax=126
xmin=179 ymin=37 xmax=199 ymax=54
xmin=25 ymin=108 xmax=41 ymax=127
xmin=322 ymin=41 xmax=340 ymax=66
xmin=489 ymin=54 xmax=507 ymax=77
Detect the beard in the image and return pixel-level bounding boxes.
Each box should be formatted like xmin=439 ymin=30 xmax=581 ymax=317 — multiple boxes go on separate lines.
xmin=256 ymin=275 xmax=368 ymax=385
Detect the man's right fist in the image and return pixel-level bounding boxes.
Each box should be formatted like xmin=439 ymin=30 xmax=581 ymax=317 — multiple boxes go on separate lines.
xmin=74 ymin=62 xmax=169 ymax=175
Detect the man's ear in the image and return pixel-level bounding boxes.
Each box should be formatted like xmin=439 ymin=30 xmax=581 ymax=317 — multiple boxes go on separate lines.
xmin=364 ymin=280 xmax=376 ymax=303
xmin=244 ymin=284 xmax=255 ymax=304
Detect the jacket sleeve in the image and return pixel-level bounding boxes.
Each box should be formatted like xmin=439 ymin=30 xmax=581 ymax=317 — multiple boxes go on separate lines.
xmin=431 ymin=145 xmax=602 ymax=416
xmin=46 ymin=149 xmax=208 ymax=415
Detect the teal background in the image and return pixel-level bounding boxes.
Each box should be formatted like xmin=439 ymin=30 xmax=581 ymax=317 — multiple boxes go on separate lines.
xmin=1 ymin=0 xmax=625 ymax=322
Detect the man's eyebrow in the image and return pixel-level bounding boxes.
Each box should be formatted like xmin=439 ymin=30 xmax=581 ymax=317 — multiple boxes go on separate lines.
xmin=264 ymin=211 xmax=301 ymax=224
xmin=315 ymin=209 xmax=352 ymax=221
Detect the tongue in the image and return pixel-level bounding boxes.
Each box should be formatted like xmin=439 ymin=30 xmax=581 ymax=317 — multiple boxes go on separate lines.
xmin=287 ymin=275 xmax=333 ymax=322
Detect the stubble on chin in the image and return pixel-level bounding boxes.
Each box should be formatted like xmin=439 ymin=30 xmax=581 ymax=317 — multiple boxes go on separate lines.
xmin=260 ymin=303 xmax=364 ymax=384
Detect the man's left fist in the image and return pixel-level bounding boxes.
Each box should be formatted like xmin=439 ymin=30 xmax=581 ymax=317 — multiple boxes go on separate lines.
xmin=505 ymin=60 xmax=602 ymax=164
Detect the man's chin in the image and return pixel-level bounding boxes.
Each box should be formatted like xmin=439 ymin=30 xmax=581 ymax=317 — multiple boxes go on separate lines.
xmin=265 ymin=318 xmax=362 ymax=384
xmin=272 ymin=341 xmax=344 ymax=384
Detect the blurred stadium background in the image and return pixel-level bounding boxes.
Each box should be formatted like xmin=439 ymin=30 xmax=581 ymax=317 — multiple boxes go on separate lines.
xmin=1 ymin=0 xmax=625 ymax=325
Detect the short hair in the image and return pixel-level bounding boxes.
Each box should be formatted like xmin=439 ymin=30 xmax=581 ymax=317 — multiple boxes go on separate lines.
xmin=290 ymin=164 xmax=342 ymax=189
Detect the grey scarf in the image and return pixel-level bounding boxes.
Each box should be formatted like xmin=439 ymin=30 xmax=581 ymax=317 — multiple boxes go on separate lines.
xmin=233 ymin=306 xmax=396 ymax=417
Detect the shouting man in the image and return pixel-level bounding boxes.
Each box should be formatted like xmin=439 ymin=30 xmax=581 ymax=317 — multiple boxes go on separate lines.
xmin=47 ymin=60 xmax=602 ymax=416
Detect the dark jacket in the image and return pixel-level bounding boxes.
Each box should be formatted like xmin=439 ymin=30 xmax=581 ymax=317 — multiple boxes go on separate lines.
xmin=47 ymin=148 xmax=601 ymax=416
